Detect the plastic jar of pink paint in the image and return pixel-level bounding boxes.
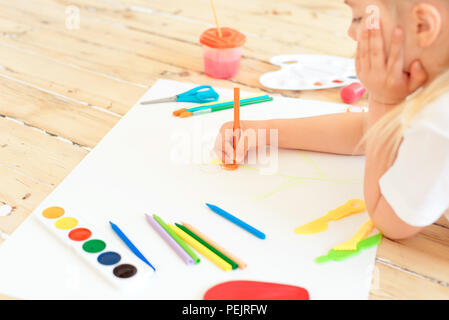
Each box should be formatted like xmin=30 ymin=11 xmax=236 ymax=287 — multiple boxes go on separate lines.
xmin=200 ymin=27 xmax=246 ymax=79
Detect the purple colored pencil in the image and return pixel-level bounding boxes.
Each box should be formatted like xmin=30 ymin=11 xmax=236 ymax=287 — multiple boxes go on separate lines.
xmin=145 ymin=214 xmax=194 ymax=265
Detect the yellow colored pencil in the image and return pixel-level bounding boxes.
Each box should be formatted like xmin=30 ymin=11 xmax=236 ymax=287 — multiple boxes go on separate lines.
xmin=181 ymin=222 xmax=247 ymax=269
xmin=169 ymin=224 xmax=232 ymax=272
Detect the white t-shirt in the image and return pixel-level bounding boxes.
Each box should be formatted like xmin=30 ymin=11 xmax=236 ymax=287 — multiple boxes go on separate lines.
xmin=379 ymin=92 xmax=449 ymax=227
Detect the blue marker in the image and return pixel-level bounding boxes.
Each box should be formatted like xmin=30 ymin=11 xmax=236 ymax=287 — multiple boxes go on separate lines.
xmin=205 ymin=203 xmax=266 ymax=240
xmin=109 ymin=221 xmax=156 ymax=271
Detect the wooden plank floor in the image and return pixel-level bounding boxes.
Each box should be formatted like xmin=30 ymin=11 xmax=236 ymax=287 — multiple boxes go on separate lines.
xmin=0 ymin=0 xmax=448 ymax=300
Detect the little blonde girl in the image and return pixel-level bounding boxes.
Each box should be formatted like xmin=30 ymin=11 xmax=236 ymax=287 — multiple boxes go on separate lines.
xmin=215 ymin=0 xmax=449 ymax=239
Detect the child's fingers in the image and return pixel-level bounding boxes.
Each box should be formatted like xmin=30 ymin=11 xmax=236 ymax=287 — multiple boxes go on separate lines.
xmin=214 ymin=123 xmax=233 ymax=159
xmin=213 ymin=133 xmax=222 ymax=157
xmin=358 ymin=27 xmax=371 ymax=73
xmin=386 ymin=27 xmax=404 ymax=76
xmin=222 ymin=140 xmax=235 ymax=164
xmin=213 ymin=129 xmax=225 ymax=156
xmin=386 ymin=32 xmax=406 ymax=90
xmin=355 ymin=37 xmax=362 ymax=75
xmin=369 ymin=28 xmax=386 ymax=71
xmin=235 ymin=134 xmax=248 ymax=164
xmin=215 ymin=141 xmax=234 ymax=164
xmin=408 ymin=60 xmax=428 ymax=94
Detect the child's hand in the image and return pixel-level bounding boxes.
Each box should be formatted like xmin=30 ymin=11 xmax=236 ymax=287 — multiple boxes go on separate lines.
xmin=356 ymin=26 xmax=428 ymax=105
xmin=214 ymin=121 xmax=261 ymax=164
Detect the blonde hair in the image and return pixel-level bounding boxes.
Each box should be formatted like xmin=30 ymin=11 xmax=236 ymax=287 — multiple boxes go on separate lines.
xmin=360 ymin=69 xmax=449 ymax=165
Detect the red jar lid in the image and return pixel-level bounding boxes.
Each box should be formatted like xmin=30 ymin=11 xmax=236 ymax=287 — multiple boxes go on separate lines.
xmin=200 ymin=27 xmax=246 ymax=49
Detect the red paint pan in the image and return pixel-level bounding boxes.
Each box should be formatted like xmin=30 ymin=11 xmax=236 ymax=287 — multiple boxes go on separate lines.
xmin=203 ymin=280 xmax=309 ymax=300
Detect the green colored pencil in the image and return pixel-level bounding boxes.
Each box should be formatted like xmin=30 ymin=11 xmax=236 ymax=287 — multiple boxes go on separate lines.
xmin=180 ymin=97 xmax=273 ymax=118
xmin=187 ymin=95 xmax=270 ymax=113
xmin=153 ymin=214 xmax=200 ymax=264
xmin=174 ymin=223 xmax=238 ymax=270
xmin=195 ymin=97 xmax=273 ymax=114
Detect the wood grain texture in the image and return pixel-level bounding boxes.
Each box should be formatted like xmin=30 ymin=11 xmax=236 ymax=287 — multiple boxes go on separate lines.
xmin=0 ymin=76 xmax=120 ymax=148
xmin=371 ymin=262 xmax=449 ymax=300
xmin=0 ymin=165 xmax=52 ymax=234
xmin=377 ymin=226 xmax=449 ymax=284
xmin=0 ymin=117 xmax=88 ymax=186
xmin=0 ymin=0 xmax=447 ymax=300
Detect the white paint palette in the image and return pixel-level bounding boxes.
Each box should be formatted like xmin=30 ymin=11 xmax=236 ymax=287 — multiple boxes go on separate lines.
xmin=259 ymin=54 xmax=356 ymax=91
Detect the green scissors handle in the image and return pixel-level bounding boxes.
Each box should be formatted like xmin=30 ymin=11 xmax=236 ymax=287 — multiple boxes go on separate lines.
xmin=141 ymin=85 xmax=219 ymax=105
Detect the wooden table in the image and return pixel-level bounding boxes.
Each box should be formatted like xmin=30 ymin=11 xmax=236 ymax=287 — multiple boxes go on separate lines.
xmin=0 ymin=0 xmax=448 ymax=300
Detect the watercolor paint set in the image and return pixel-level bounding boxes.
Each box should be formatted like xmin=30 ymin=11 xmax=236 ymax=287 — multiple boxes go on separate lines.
xmin=36 ymin=206 xmax=154 ymax=290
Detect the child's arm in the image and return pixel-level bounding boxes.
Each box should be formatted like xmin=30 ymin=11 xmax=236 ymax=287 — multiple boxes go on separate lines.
xmin=364 ymin=99 xmax=423 ymax=239
xmin=214 ymin=112 xmax=366 ymax=165
xmin=267 ymin=112 xmax=366 ymax=155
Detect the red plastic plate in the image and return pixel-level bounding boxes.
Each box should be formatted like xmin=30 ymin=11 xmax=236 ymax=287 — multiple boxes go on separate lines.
xmin=203 ymin=280 xmax=310 ymax=300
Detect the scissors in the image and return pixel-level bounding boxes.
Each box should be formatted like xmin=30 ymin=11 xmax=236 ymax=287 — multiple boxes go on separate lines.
xmin=140 ymin=85 xmax=219 ymax=105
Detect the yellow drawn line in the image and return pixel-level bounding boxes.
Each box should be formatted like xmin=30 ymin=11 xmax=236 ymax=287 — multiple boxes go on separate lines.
xmin=209 ymin=157 xmax=362 ymax=203
xmin=250 ymin=176 xmax=362 ymax=203
xmin=299 ymin=150 xmax=326 ymax=178
xmin=210 ymin=158 xmax=362 ymax=184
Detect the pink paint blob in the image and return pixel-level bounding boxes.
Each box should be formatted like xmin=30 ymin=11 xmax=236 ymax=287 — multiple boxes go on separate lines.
xmin=341 ymin=82 xmax=366 ymax=104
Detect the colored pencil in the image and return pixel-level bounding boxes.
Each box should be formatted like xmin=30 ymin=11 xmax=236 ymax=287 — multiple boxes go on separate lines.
xmin=205 ymin=203 xmax=266 ymax=239
xmin=180 ymin=97 xmax=272 ymax=118
xmin=109 ymin=221 xmax=156 ymax=271
xmin=169 ymin=224 xmax=232 ymax=272
xmin=145 ymin=214 xmax=194 ymax=265
xmin=174 ymin=95 xmax=260 ymax=115
xmin=173 ymin=95 xmax=271 ymax=116
xmin=181 ymin=221 xmax=247 ymax=269
xmin=152 ymin=214 xmax=200 ymax=264
xmin=175 ymin=223 xmax=238 ymax=269
xmin=188 ymin=95 xmax=269 ymax=112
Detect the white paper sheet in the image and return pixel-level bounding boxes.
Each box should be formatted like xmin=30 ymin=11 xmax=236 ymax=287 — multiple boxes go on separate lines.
xmin=0 ymin=79 xmax=377 ymax=299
